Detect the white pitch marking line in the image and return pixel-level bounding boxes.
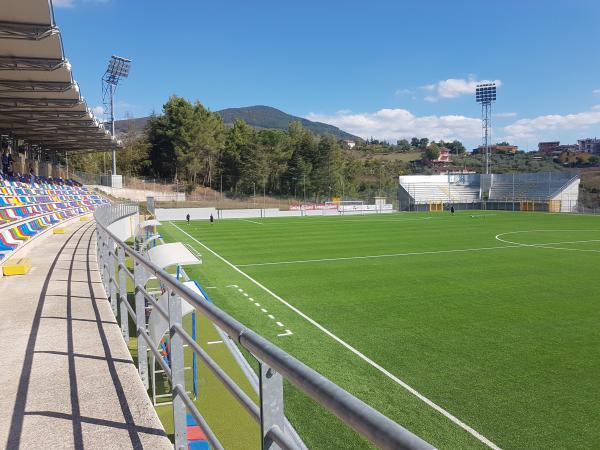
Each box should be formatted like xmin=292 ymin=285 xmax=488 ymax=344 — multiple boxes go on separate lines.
xmin=243 ymin=292 xmax=249 ymax=297
xmin=226 ymin=284 xmax=238 ymax=288
xmin=249 ymin=297 xmax=254 ymax=301
xmin=240 ymin=219 xmax=263 ymax=225
xmin=261 ymin=216 xmax=436 ymax=225
xmin=205 ymin=286 xmax=217 ymax=289
xmin=207 ymin=340 xmax=223 ymax=345
xmin=277 ymin=329 xmax=293 ymax=337
xmin=169 ymin=221 xmax=500 ymax=450
xmin=532 ymin=239 xmax=600 ymax=245
xmin=496 ymin=230 xmax=600 ymax=253
xmin=237 ymin=245 xmax=523 ymax=267
xmin=238 ymin=288 xmax=244 ymax=292
xmin=254 ymin=302 xmax=260 ymax=307
xmin=276 ymin=322 xmax=284 ymax=327
xmin=268 ymin=315 xmax=275 ymax=320
xmin=261 ymin=308 xmax=268 ymax=313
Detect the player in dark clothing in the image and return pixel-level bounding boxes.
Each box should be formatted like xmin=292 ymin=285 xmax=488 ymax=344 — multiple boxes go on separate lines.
xmin=209 ymin=214 xmax=214 ymax=225
xmin=450 ymin=205 xmax=455 ymax=215
xmin=186 ymin=213 xmax=190 ymax=224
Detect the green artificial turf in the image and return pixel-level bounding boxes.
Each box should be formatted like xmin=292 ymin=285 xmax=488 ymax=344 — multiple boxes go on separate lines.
xmin=159 ymin=211 xmax=600 ymax=450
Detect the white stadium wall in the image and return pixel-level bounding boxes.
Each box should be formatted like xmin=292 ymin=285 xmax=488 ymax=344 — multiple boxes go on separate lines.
xmin=552 ymin=178 xmax=580 ymax=212
xmin=155 ymin=206 xmax=395 ymax=220
xmin=156 ymin=208 xmax=217 ymax=221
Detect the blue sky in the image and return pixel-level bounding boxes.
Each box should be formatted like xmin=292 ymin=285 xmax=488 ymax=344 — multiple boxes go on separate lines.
xmin=53 ymin=0 xmax=600 ymax=150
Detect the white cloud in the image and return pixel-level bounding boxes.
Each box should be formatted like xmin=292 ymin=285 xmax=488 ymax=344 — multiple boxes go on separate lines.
xmin=593 ymin=89 xmax=600 ymax=95
xmin=504 ymin=109 xmax=600 ymax=141
xmin=495 ymin=112 xmax=518 ymax=118
xmin=592 ymin=105 xmax=600 ymax=111
xmin=306 ymin=108 xmax=481 ymax=142
xmin=422 ymin=77 xmax=502 ymax=102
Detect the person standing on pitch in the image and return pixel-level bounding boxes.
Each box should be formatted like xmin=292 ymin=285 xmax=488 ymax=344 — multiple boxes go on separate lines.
xmin=186 ymin=213 xmax=190 ymax=224
xmin=209 ymin=213 xmax=214 ymax=225
xmin=450 ymin=205 xmax=455 ymax=215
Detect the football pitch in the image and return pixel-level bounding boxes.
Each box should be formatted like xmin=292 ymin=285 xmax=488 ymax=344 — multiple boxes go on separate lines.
xmin=159 ymin=211 xmax=600 ymax=450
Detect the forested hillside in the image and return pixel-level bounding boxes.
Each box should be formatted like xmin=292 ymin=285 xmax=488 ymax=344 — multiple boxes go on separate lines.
xmin=115 ymin=105 xmax=360 ymax=141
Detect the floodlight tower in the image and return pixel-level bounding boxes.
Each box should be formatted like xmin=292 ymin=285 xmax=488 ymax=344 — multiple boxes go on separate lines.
xmin=102 ymin=55 xmax=131 ymax=182
xmin=475 ymin=82 xmax=496 ymax=174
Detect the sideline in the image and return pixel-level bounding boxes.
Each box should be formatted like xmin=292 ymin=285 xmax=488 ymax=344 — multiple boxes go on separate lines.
xmin=169 ymin=221 xmax=501 ymax=450
xmin=240 ymin=219 xmax=263 ymax=225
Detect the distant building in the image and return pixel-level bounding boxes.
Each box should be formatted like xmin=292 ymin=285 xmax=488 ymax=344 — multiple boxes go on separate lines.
xmin=555 ymin=144 xmax=578 ymax=153
xmin=577 ymin=138 xmax=600 ymax=154
xmin=344 ymin=140 xmax=356 ymax=149
xmin=434 ymin=147 xmax=452 ymax=163
xmin=475 ymin=144 xmax=519 ymax=154
xmin=538 ymin=141 xmax=560 ymax=154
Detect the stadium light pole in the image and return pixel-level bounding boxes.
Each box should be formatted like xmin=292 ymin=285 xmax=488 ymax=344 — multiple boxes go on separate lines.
xmin=475 ymin=82 xmax=496 ymax=174
xmin=102 ymin=55 xmax=131 ymax=182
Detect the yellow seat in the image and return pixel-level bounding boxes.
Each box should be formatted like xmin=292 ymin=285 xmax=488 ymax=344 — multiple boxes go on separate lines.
xmin=3 ymin=258 xmax=32 ymax=276
xmin=80 ymin=216 xmax=90 ymax=221
xmin=53 ymin=227 xmax=66 ymax=234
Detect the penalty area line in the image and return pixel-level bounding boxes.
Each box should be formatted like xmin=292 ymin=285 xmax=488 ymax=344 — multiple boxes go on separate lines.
xmin=168 ymin=221 xmax=501 ymax=449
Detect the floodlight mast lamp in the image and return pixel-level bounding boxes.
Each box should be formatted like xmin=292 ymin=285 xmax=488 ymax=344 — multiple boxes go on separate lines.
xmin=102 ymin=55 xmax=131 ymax=177
xmin=475 ymin=83 xmax=496 ymax=174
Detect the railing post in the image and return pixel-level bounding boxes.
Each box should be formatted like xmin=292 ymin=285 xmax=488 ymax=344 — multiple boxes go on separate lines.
xmin=107 ymin=237 xmax=118 ymax=316
xmin=168 ymin=289 xmax=188 ymax=450
xmin=133 ymin=260 xmax=149 ymax=389
xmin=260 ymin=363 xmax=285 ymax=450
xmin=96 ymin=228 xmax=103 ymax=284
xmin=118 ymin=245 xmax=129 ymax=341
xmin=100 ymin=230 xmax=109 ymax=294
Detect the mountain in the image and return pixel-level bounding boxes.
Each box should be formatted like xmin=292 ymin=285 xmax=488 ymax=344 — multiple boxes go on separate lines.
xmin=114 ymin=105 xmax=361 ymax=141
xmin=216 ymin=106 xmax=360 ymax=140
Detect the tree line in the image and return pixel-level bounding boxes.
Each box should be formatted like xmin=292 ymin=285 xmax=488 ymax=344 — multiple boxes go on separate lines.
xmin=70 ymin=96 xmax=392 ymax=200
xmin=68 ymin=95 xmax=486 ymax=201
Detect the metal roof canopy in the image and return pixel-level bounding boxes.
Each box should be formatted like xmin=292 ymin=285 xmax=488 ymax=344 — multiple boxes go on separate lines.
xmin=146 ymin=242 xmax=202 ymax=269
xmin=0 ymin=0 xmax=120 ymax=152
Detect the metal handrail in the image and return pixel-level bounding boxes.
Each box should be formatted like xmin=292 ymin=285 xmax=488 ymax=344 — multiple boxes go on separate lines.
xmin=94 ymin=203 xmax=434 ymax=450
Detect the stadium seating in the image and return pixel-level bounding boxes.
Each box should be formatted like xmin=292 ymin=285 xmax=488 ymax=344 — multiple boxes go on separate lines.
xmin=401 ymin=181 xmax=480 ymax=203
xmin=399 ymin=172 xmax=579 ymax=208
xmin=488 ymin=173 xmax=577 ymax=201
xmin=0 ymin=176 xmax=109 ymax=261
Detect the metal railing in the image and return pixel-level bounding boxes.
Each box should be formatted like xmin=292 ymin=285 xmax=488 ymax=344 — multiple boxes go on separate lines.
xmin=94 ymin=203 xmax=434 ymax=450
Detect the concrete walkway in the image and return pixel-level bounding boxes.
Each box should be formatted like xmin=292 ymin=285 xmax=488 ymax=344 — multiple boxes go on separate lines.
xmin=0 ymin=219 xmax=171 ymax=449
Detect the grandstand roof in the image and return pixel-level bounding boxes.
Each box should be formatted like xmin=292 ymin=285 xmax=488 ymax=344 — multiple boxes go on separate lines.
xmin=0 ymin=0 xmax=119 ymax=152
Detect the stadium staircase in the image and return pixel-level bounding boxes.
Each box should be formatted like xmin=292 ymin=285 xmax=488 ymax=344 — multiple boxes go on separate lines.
xmin=0 ymin=177 xmax=108 ymax=262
